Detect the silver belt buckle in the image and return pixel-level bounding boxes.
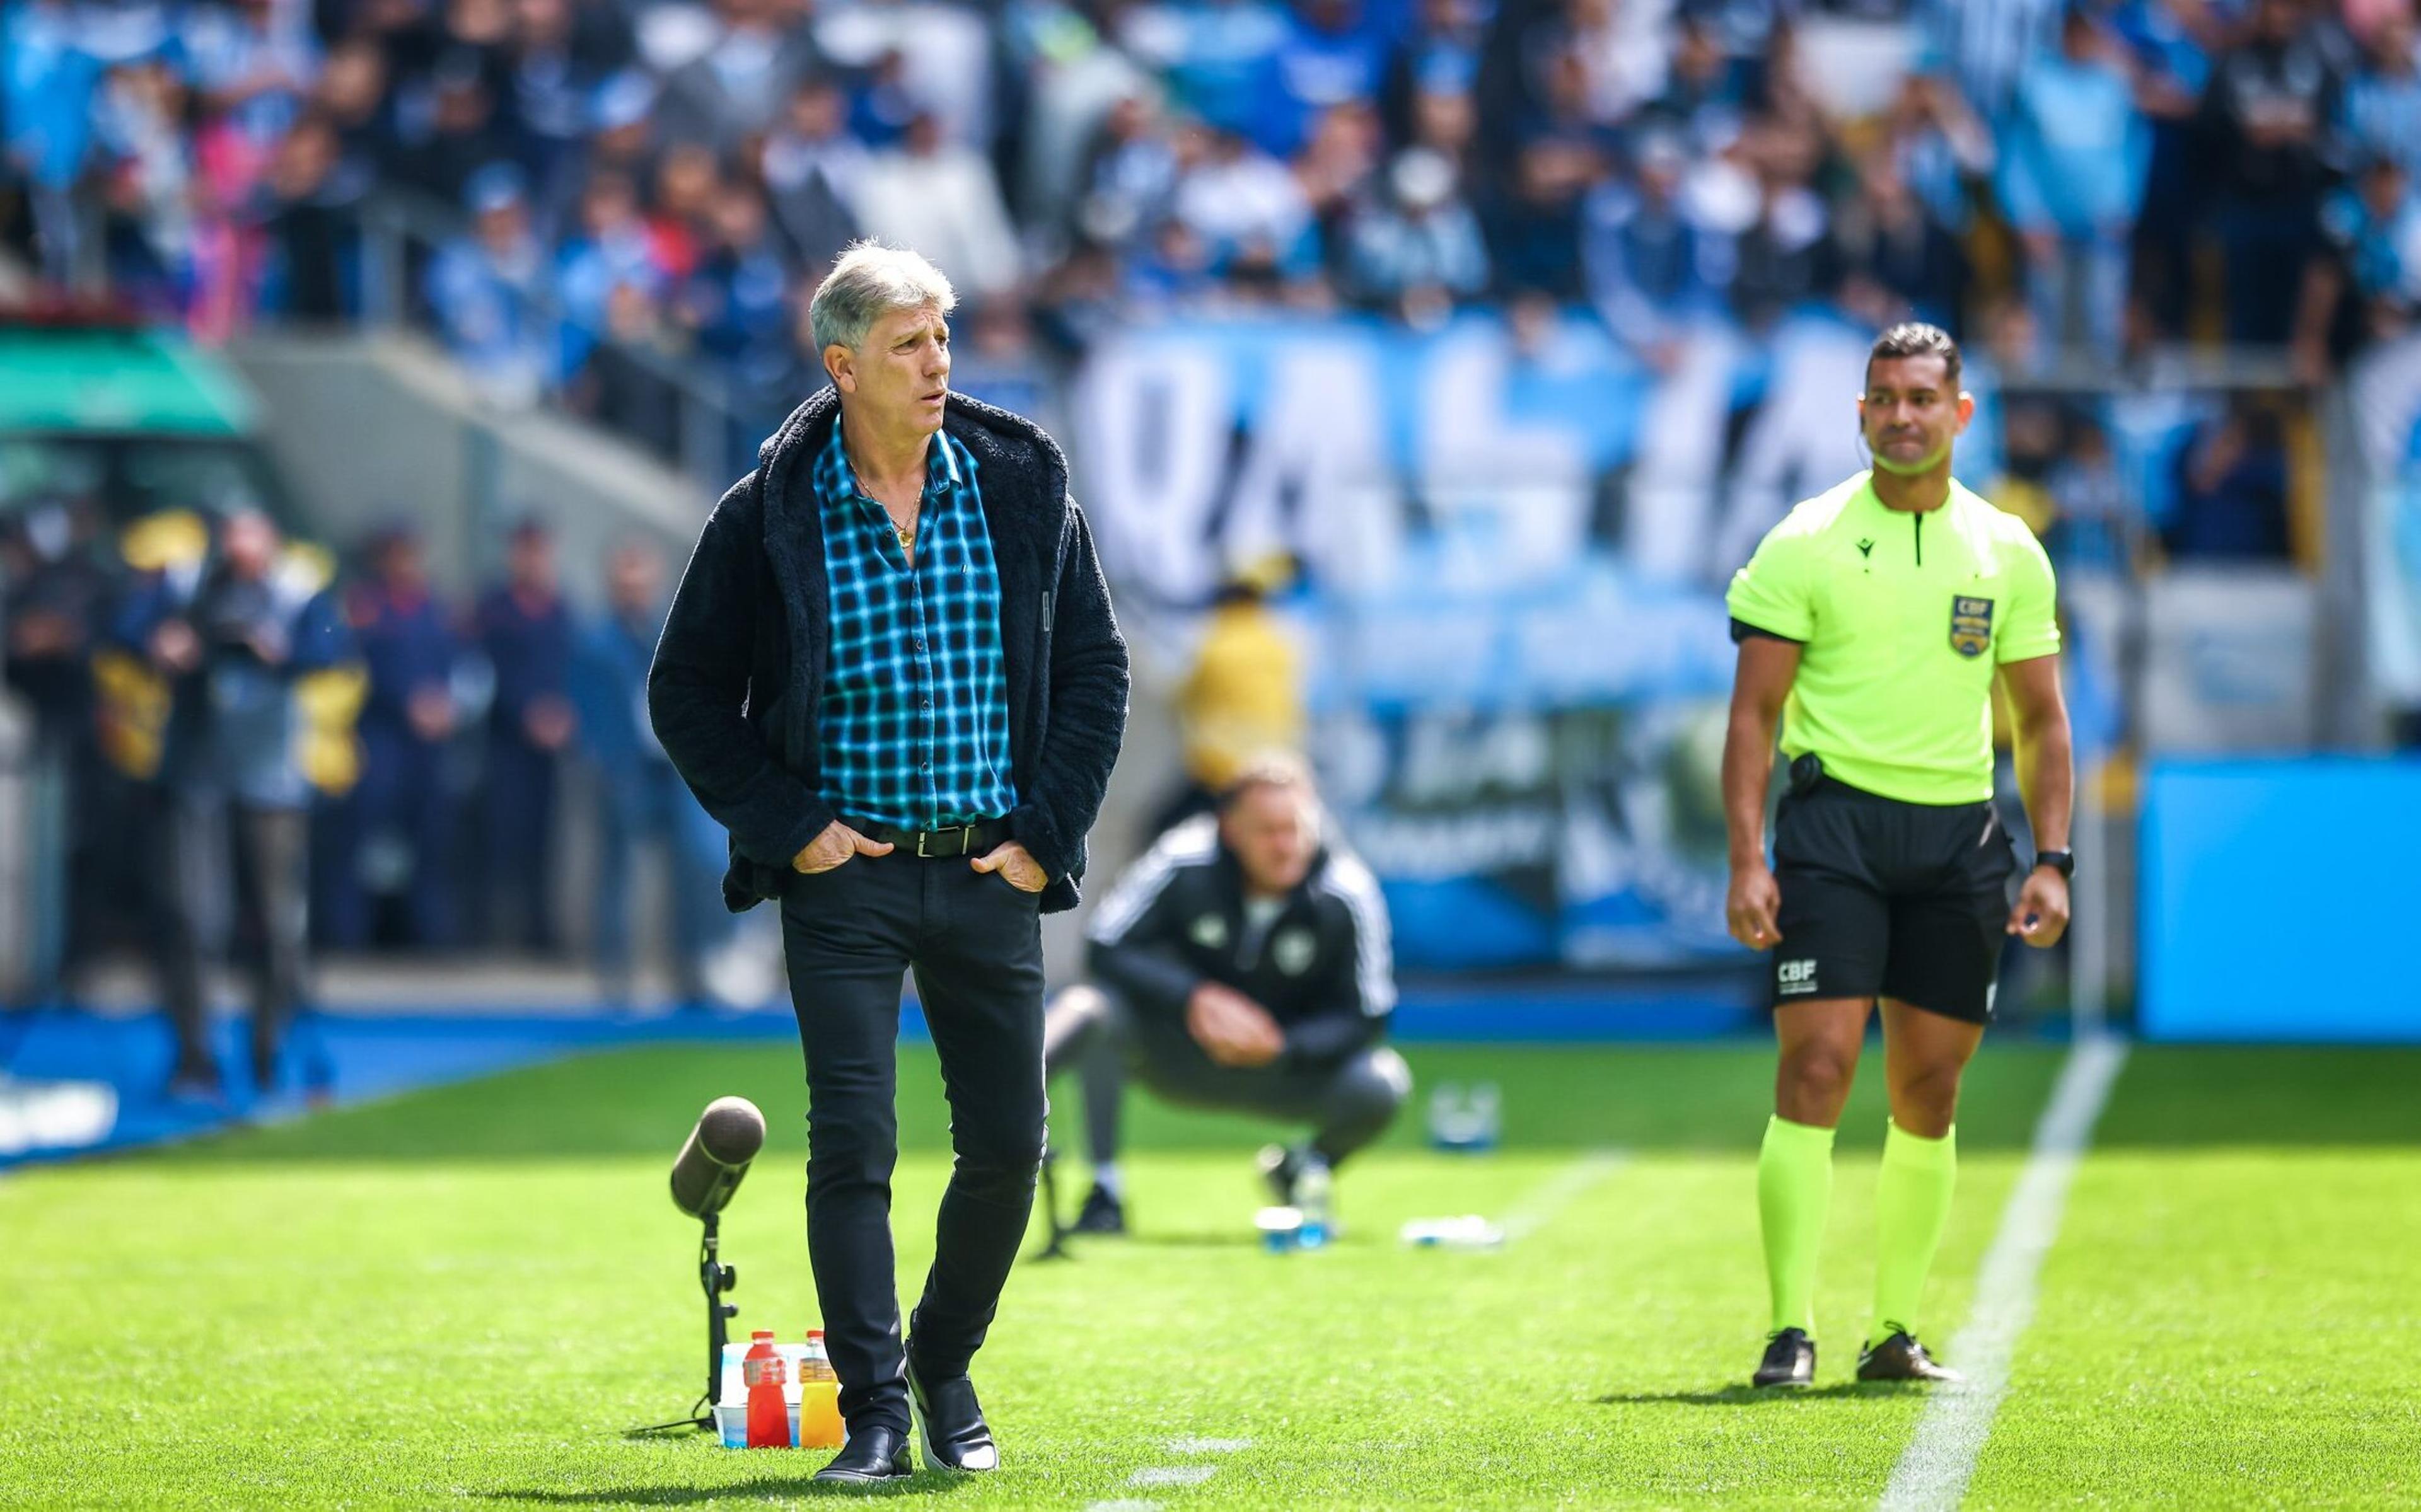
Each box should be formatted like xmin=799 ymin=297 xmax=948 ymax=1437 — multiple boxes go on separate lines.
xmin=917 ymin=824 xmax=973 ymax=858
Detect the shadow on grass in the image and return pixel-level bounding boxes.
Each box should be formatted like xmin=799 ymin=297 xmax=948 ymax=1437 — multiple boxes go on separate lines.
xmin=146 ymin=1044 xmax=2057 ymax=1163
xmin=1025 ymin=1231 xmax=1376 ymax=1260
xmin=1118 ymin=1232 xmax=1275 ymax=1251
xmin=496 ymin=1472 xmax=968 ymax=1504
xmin=143 ymin=1042 xmax=2421 ymax=1166
xmin=1594 ymin=1382 xmax=1930 ymax=1407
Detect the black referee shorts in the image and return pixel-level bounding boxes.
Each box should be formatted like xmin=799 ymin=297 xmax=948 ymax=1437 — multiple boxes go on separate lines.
xmin=1768 ymin=776 xmax=2019 ymax=1024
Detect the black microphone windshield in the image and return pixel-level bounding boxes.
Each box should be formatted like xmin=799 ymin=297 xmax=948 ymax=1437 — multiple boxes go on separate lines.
xmin=669 ymin=1096 xmax=767 ymax=1219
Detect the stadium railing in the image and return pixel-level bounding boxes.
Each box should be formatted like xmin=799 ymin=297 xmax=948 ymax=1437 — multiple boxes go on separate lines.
xmin=354 ymin=189 xmax=745 ymax=491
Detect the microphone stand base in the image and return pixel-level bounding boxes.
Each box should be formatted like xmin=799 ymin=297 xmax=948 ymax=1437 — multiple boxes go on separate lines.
xmin=628 ymin=1213 xmax=741 ymax=1436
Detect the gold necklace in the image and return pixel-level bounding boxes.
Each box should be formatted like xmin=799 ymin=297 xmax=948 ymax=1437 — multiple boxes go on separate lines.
xmin=849 ymin=461 xmax=916 ymax=553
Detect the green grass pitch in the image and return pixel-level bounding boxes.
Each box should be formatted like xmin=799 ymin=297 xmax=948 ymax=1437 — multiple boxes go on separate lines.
xmin=4 ymin=1040 xmax=2418 ymax=1508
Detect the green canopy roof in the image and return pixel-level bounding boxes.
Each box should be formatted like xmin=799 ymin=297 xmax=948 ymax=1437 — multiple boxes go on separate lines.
xmin=0 ymin=326 xmax=258 ymax=437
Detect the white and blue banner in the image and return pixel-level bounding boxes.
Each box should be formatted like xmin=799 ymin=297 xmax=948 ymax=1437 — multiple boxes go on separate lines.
xmin=1071 ymin=310 xmax=1881 ymax=967
xmin=2350 ymin=333 xmax=2421 ymax=706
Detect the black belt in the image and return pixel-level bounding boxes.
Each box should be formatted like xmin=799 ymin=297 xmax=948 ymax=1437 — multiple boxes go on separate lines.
xmin=845 ymin=816 xmax=1013 ymax=858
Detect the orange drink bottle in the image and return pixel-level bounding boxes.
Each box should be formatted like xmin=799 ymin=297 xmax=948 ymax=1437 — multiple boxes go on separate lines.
xmin=797 ymin=1329 xmax=844 ymax=1448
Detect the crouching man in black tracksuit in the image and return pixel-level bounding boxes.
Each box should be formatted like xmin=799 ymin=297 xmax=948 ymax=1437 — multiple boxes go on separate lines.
xmin=1042 ymin=758 xmax=1409 ymax=1234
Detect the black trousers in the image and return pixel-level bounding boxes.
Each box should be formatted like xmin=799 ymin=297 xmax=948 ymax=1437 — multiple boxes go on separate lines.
xmin=481 ymin=736 xmax=559 ymax=952
xmin=1043 ymin=986 xmax=1410 ymax=1169
xmin=781 ymin=850 xmax=1047 ymax=1436
xmin=157 ymin=794 xmax=310 ymax=1085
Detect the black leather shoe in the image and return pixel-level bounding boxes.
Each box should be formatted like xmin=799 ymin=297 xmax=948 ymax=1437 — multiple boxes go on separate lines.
xmin=1753 ymin=1327 xmax=1816 ymax=1388
xmin=811 ymin=1425 xmax=914 ymax=1484
xmin=1857 ymin=1330 xmax=1963 ymax=1383
xmin=1071 ymin=1182 xmax=1127 ymax=1235
xmin=905 ymin=1354 xmax=998 ymax=1472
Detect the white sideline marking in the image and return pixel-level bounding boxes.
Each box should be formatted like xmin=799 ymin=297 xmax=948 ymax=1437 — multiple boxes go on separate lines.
xmin=1129 ymin=1465 xmax=1217 ymax=1487
xmin=1878 ymin=1034 xmax=2131 ymax=1512
xmin=1501 ymin=1148 xmax=1631 ymax=1242
xmin=1089 ymin=1433 xmax=1248 ymax=1505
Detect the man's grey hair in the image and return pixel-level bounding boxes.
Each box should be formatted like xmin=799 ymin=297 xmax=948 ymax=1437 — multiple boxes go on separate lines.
xmin=808 ymin=242 xmax=957 ymax=354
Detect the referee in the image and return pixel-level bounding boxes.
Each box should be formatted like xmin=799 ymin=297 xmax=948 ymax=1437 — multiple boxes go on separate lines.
xmin=1721 ymin=323 xmax=2073 ymax=1390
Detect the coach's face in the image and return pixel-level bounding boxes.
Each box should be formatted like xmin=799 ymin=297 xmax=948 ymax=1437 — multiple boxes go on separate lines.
xmin=828 ymin=303 xmax=951 ymax=437
xmin=1222 ymin=783 xmax=1319 ymax=896
xmin=1859 ymin=354 xmax=1971 ymax=476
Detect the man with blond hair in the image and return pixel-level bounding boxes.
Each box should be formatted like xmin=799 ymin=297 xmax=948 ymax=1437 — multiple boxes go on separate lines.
xmin=650 ymin=242 xmax=1129 ymax=1482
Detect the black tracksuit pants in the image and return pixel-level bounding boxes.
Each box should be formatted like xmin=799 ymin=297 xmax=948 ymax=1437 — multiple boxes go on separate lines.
xmin=1045 ymin=987 xmax=1409 ymax=1169
xmin=780 ymin=848 xmax=1047 ymax=1437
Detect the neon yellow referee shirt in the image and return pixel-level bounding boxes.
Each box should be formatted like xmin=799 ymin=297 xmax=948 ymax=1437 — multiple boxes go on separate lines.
xmin=1726 ymin=471 xmax=2061 ymax=806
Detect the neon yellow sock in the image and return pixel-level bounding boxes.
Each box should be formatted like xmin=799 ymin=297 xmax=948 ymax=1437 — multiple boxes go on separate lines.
xmin=1870 ymin=1120 xmax=1957 ymax=1347
xmin=1758 ymin=1115 xmax=1836 ymax=1336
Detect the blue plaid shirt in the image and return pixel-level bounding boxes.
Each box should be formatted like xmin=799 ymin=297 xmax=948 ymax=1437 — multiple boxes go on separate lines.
xmin=811 ymin=421 xmax=1018 ymax=830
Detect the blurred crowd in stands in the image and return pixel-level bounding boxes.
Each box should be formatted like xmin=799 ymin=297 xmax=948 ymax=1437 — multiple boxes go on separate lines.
xmin=8 ymin=0 xmax=2421 ymax=439
xmin=4 ymin=493 xmax=729 ymax=1089
xmin=6 ymin=0 xmax=2413 ymax=1083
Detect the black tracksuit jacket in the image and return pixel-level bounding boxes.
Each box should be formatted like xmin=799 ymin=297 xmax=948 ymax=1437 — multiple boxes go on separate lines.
xmin=1084 ymin=815 xmax=1396 ymax=1066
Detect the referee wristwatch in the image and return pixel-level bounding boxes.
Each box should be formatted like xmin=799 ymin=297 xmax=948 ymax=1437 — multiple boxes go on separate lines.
xmin=2033 ymin=849 xmax=2076 ymax=879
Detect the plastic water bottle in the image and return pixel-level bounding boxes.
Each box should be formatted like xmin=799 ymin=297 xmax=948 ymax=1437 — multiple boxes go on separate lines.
xmin=1429 ymin=1082 xmax=1502 ymax=1153
xmin=1467 ymin=1082 xmax=1502 ymax=1150
xmin=1294 ymin=1154 xmax=1333 ymax=1249
xmin=797 ymin=1329 xmax=843 ymax=1448
xmin=1427 ymin=1082 xmax=1461 ymax=1142
xmin=1398 ymin=1214 xmax=1506 ymax=1249
xmin=743 ymin=1330 xmax=789 ymax=1448
xmin=1255 ymin=1206 xmax=1304 ymax=1253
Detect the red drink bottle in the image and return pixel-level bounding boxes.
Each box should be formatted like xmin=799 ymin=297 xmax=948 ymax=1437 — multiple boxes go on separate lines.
xmin=743 ymin=1330 xmax=789 ymax=1448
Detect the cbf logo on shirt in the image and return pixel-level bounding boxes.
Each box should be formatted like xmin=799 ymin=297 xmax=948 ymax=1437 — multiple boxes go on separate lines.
xmin=1949 ymin=596 xmax=1995 ymax=658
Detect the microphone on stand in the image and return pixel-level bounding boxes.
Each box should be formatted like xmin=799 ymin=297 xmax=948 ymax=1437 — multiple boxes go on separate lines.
xmin=636 ymin=1096 xmax=768 ymax=1434
xmin=669 ymin=1096 xmax=765 ymax=1219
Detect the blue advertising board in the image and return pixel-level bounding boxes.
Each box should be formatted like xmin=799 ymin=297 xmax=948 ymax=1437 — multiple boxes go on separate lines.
xmin=2142 ymin=759 xmax=2421 ymax=1041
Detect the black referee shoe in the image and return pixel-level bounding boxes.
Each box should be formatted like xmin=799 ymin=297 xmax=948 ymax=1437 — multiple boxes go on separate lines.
xmin=1071 ymin=1182 xmax=1127 ymax=1236
xmin=1753 ymin=1328 xmax=1816 ymax=1388
xmin=1857 ymin=1329 xmax=1963 ymax=1384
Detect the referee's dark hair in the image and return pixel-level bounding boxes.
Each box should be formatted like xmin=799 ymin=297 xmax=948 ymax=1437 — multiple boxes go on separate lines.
xmin=1217 ymin=751 xmax=1316 ymax=811
xmin=1866 ymin=321 xmax=1963 ymax=390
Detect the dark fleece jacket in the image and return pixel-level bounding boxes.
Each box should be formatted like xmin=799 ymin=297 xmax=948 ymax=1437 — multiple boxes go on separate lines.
xmin=646 ymin=386 xmax=1129 ymax=915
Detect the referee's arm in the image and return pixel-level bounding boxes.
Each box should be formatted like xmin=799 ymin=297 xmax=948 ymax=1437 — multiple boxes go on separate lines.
xmin=1721 ymin=630 xmax=1802 ymax=950
xmin=1999 ymin=654 xmax=2073 ymax=947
